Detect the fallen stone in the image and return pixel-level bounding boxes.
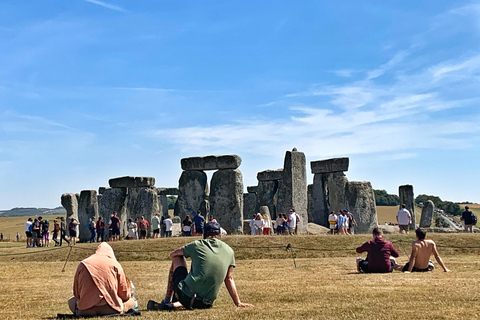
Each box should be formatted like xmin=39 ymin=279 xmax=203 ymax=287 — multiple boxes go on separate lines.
xmin=109 ymin=176 xmax=155 ymax=188
xmin=181 ymin=155 xmax=242 ymax=171
xmin=311 ymin=157 xmax=349 ymax=174
xmin=379 ymin=225 xmax=400 ymax=234
xmin=307 ymin=223 xmax=330 ymax=235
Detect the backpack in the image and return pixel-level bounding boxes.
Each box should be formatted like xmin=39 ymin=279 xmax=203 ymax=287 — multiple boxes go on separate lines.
xmin=140 ymin=220 xmax=148 ymax=231
xmin=88 ymin=222 xmax=93 ymax=230
xmin=472 ymin=213 xmax=477 ymax=225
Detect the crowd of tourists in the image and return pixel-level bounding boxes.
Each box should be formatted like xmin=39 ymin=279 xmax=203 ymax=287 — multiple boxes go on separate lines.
xmin=249 ymin=208 xmax=300 ymax=235
xmin=327 ymin=209 xmax=358 ymax=235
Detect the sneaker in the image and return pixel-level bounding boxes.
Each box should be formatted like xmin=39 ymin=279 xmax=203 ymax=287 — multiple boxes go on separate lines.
xmin=147 ymin=300 xmax=174 ymax=311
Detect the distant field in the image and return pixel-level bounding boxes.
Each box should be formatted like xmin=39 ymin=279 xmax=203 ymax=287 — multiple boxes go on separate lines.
xmin=0 ymin=214 xmax=60 ymax=241
xmin=376 ymin=205 xmax=421 ymax=225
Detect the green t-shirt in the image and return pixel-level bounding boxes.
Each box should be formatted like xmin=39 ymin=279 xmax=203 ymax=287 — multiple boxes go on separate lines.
xmin=180 ymin=238 xmax=235 ymax=301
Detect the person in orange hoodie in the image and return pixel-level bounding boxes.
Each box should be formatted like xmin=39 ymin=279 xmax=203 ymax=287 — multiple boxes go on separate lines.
xmin=68 ymin=242 xmax=135 ymax=316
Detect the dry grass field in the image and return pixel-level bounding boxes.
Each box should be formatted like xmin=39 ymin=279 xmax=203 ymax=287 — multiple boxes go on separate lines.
xmin=376 ymin=206 xmax=421 ymax=225
xmin=0 ymin=234 xmax=479 ymax=320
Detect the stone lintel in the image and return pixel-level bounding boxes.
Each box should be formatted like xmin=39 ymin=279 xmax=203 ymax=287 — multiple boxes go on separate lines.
xmin=157 ymin=187 xmax=180 ymax=196
xmin=181 ymin=155 xmax=242 ymax=171
xmin=310 ymin=157 xmax=349 ymax=174
xmin=109 ymin=176 xmax=155 ymax=188
xmin=257 ymin=169 xmax=283 ymax=181
xmin=247 ymin=186 xmax=258 ymax=193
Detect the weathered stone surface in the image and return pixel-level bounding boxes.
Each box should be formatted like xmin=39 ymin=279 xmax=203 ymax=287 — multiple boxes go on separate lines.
xmin=247 ymin=186 xmax=258 ymax=193
xmin=199 ymin=199 xmax=210 ymax=217
xmin=311 ymin=157 xmax=349 ymax=174
xmin=345 ymin=181 xmax=378 ymax=234
xmin=157 ymin=188 xmax=179 ymax=196
xmin=172 ymin=216 xmax=181 ymax=223
xmin=259 ymin=206 xmax=270 ymax=218
xmin=98 ymin=188 xmax=127 ymax=235
xmin=97 ymin=195 xmax=102 ymax=204
xmin=256 ymin=180 xmax=278 ymax=219
xmin=420 ymin=200 xmax=434 ymax=228
xmin=125 ymin=186 xmax=160 ymax=237
xmin=177 ymin=171 xmax=208 ymax=220
xmin=98 ymin=187 xmax=108 ymax=195
xmin=307 ymin=223 xmax=330 ymax=235
xmin=257 ymin=169 xmax=283 ymax=181
xmin=181 ymin=155 xmax=242 ymax=171
xmin=379 ymin=225 xmax=400 ymax=234
xmin=399 ymin=185 xmax=415 ymax=230
xmin=311 ymin=172 xmax=348 ymax=226
xmin=210 ymin=169 xmax=244 ymax=234
xmin=109 ymin=176 xmax=155 ymax=188
xmin=243 ymin=193 xmax=256 ymax=218
xmin=78 ymin=190 xmax=99 ymax=242
xmin=61 ymin=193 xmax=79 ymax=235
xmin=279 ymin=150 xmax=308 ymax=234
xmin=159 ymin=194 xmax=169 ymax=217
xmin=307 ymin=184 xmax=313 ymax=223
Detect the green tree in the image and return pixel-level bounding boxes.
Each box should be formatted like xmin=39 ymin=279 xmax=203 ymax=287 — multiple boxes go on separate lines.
xmin=167 ymin=196 xmax=177 ymax=210
xmin=374 ymin=190 xmax=400 ymax=206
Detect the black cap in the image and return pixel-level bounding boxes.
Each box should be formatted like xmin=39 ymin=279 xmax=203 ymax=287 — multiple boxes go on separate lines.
xmin=204 ymin=221 xmax=221 ymax=238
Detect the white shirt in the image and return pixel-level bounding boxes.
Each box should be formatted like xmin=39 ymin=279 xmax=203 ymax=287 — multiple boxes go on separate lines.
xmin=164 ymin=218 xmax=173 ymax=231
xmin=396 ymin=208 xmax=411 ymax=225
xmin=262 ymin=218 xmax=271 ymax=228
xmin=328 ymin=213 xmax=338 ymax=224
xmin=25 ymin=220 xmax=32 ymax=232
xmin=127 ymin=222 xmax=137 ymax=238
xmin=288 ymin=213 xmax=297 ymax=228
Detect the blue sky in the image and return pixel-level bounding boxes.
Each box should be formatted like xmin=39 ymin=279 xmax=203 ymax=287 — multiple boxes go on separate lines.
xmin=1 ymin=0 xmax=479 ymax=209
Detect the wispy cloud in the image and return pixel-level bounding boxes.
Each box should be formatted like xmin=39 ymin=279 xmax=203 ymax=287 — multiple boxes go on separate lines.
xmin=83 ymin=0 xmax=126 ymax=12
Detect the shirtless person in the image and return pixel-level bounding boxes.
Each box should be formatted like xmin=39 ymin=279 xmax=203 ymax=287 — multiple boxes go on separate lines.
xmin=403 ymin=228 xmax=450 ymax=273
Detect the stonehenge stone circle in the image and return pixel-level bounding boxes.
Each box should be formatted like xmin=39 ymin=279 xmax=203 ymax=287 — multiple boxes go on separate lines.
xmin=256 ymin=180 xmax=278 ymax=218
xmin=247 ymin=186 xmax=258 ymax=193
xmin=177 ymin=170 xmax=208 ymax=220
xmin=181 ymin=155 xmax=242 ymax=171
xmin=209 ymin=169 xmax=244 ymax=234
xmin=307 ymin=184 xmax=314 ymax=223
xmin=61 ymin=193 xmax=79 ymax=225
xmin=311 ymin=157 xmax=349 ymax=174
xmin=125 ymin=186 xmax=160 ymax=236
xmin=257 ymin=169 xmax=284 ymax=181
xmin=399 ymin=185 xmax=416 ymax=230
xmin=98 ymin=187 xmax=127 ymax=234
xmin=420 ymin=200 xmax=434 ymax=228
xmin=78 ymin=190 xmax=99 ymax=242
xmin=109 ymin=176 xmax=155 ymax=188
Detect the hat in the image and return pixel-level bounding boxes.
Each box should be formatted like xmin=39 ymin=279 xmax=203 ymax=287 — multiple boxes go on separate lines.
xmin=204 ymin=221 xmax=221 ymax=237
xmin=342 ymin=209 xmax=348 ymax=212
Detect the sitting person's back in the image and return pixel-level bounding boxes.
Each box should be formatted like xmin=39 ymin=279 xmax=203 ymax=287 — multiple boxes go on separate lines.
xmin=402 ymin=228 xmax=450 ymax=273
xmin=356 ymin=227 xmax=399 ymax=273
xmin=68 ymin=242 xmax=135 ymax=316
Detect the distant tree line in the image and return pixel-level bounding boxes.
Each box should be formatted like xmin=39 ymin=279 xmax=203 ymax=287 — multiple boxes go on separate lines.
xmin=374 ymin=190 xmax=400 ymax=206
xmin=414 ymin=194 xmax=462 ymax=216
xmin=167 ymin=196 xmax=177 ymax=210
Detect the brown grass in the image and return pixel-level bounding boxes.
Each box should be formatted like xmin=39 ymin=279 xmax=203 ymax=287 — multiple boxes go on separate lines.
xmin=1 ymin=234 xmax=480 ymax=319
xmin=376 ymin=206 xmax=422 ymax=225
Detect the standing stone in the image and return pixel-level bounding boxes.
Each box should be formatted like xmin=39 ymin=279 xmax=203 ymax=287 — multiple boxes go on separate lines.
xmin=98 ymin=188 xmax=127 ymax=235
xmin=159 ymin=194 xmax=169 ymax=217
xmin=420 ymin=200 xmax=434 ymax=228
xmin=78 ymin=190 xmax=99 ymax=242
xmin=256 ymin=180 xmax=278 ymax=219
xmin=259 ymin=205 xmax=270 ymax=218
xmin=280 ymin=149 xmax=308 ymax=234
xmin=247 ymin=186 xmax=258 ymax=193
xmin=125 ymin=186 xmax=160 ymax=237
xmin=344 ymin=181 xmax=377 ymax=234
xmin=307 ymin=184 xmax=313 ymax=223
xmin=210 ymin=169 xmax=244 ymax=234
xmin=61 ymin=193 xmax=79 ymax=225
xmin=199 ymin=199 xmax=210 ymax=218
xmin=312 ymin=172 xmax=348 ymax=226
xmin=399 ymin=185 xmax=416 ymax=230
xmin=243 ymin=193 xmax=257 ymax=218
xmin=177 ymin=171 xmax=208 ymax=220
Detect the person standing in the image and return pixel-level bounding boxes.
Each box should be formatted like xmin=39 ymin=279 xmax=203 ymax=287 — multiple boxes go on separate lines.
xmin=96 ymin=216 xmax=105 ymax=242
xmin=69 ymin=218 xmax=79 ymax=245
xmin=60 ymin=217 xmax=70 ymax=246
xmin=337 ymin=210 xmax=347 ymax=235
xmin=262 ymin=213 xmax=271 ymax=235
xmin=127 ymin=218 xmax=137 ymax=240
xmin=396 ymin=204 xmax=412 ymax=234
xmin=356 ymin=228 xmax=399 ymax=273
xmin=89 ymin=217 xmax=97 ymax=243
xmin=25 ymin=218 xmax=33 ymax=247
xmin=164 ymin=215 xmax=173 ymax=238
xmin=287 ymin=209 xmax=298 ymax=235
xmin=461 ymin=206 xmax=475 ymax=233
xmin=193 ymin=210 xmax=205 ymax=236
xmin=139 ymin=216 xmax=149 ymax=239
xmin=181 ymin=216 xmax=193 ymax=236
xmin=328 ymin=211 xmax=338 ymax=235
xmin=32 ymin=218 xmax=41 ymax=247
xmin=147 ymin=221 xmax=253 ymax=311
xmin=52 ymin=220 xmax=60 ymax=246
xmin=346 ymin=210 xmax=358 ymax=235
xmin=108 ymin=212 xmax=121 ymax=241
xmin=151 ymin=213 xmax=161 ymax=239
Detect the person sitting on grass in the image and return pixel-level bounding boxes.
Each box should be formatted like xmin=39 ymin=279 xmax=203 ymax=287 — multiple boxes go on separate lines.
xmin=68 ymin=242 xmax=135 ymax=317
xmin=401 ymin=228 xmax=450 ymax=273
xmin=356 ymin=227 xmax=399 ymax=273
xmin=147 ymin=221 xmax=254 ymax=311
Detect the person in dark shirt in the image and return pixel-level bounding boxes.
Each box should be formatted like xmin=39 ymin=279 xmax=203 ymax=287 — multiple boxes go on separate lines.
xmin=461 ymin=206 xmax=474 ymax=233
xmin=356 ymin=227 xmax=399 ymax=273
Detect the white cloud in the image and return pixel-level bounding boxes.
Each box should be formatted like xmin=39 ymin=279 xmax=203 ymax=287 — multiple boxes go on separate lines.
xmin=83 ymin=0 xmax=126 ymax=12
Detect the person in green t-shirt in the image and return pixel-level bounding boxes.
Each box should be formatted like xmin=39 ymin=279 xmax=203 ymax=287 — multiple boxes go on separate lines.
xmin=147 ymin=221 xmax=254 ymax=311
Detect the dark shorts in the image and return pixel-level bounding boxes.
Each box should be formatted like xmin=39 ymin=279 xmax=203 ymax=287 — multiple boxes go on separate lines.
xmin=140 ymin=230 xmax=147 ymax=237
xmin=112 ymin=227 xmax=120 ymax=236
xmin=195 ymin=228 xmax=203 ymax=235
xmin=153 ymin=229 xmax=160 ymax=234
xmin=359 ymin=259 xmax=395 ymax=273
xmin=173 ymin=267 xmax=213 ymax=310
xmin=402 ymin=261 xmax=434 ymax=272
xmin=399 ymin=225 xmax=409 ymax=232
xmin=69 ymin=230 xmax=77 ymax=237
xmin=25 ymin=231 xmax=32 ymax=238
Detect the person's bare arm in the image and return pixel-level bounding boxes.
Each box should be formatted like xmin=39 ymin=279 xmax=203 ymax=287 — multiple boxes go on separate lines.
xmin=405 ymin=243 xmax=418 ymax=273
xmin=169 ymin=247 xmax=184 ymax=259
xmin=432 ymin=243 xmax=450 ymax=272
xmin=224 ymin=266 xmax=254 ymax=307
